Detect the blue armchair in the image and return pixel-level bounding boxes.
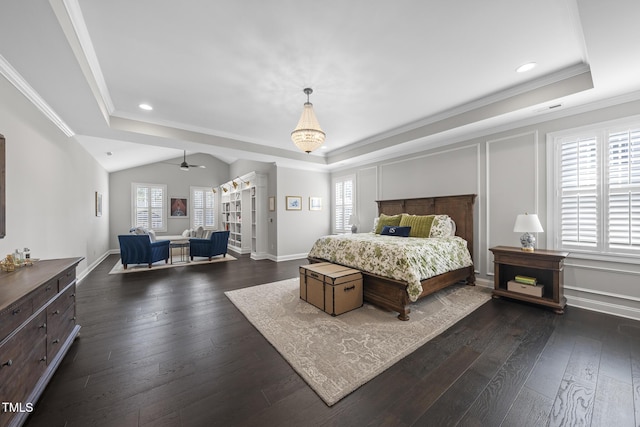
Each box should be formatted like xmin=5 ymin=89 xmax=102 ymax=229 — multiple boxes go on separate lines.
xmin=190 ymin=230 xmax=230 ymax=261
xmin=118 ymin=235 xmax=170 ymax=269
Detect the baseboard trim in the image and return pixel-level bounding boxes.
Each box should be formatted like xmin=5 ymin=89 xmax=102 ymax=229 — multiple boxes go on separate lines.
xmin=474 ymin=277 xmax=493 ymax=289
xmin=274 ymin=253 xmax=311 ymax=262
xmin=477 ymin=277 xmax=639 ymax=321
xmin=566 ymin=294 xmax=640 ymax=321
xmin=77 ymin=250 xmax=112 ymax=284
xmin=250 ymin=252 xmax=270 ymax=261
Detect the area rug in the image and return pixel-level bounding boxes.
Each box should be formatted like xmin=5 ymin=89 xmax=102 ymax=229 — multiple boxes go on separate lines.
xmin=108 ymin=254 xmax=236 ymax=274
xmin=225 ymin=278 xmax=491 ymax=406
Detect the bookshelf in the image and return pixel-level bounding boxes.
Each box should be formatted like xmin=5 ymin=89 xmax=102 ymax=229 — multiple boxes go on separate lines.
xmin=489 ymin=246 xmax=569 ymax=314
xmin=220 ymin=172 xmax=266 ymax=257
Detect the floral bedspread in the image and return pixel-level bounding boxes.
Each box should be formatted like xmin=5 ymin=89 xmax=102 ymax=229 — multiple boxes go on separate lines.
xmin=307 ymin=233 xmax=473 ymax=302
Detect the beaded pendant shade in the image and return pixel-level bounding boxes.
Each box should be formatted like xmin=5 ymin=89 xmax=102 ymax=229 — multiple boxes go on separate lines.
xmin=291 ymin=88 xmax=325 ymax=153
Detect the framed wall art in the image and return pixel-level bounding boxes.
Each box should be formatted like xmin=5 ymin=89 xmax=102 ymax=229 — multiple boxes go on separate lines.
xmin=95 ymin=191 xmax=103 ymax=217
xmin=170 ymin=197 xmax=188 ymax=217
xmin=309 ymin=197 xmax=322 ymax=211
xmin=286 ymin=196 xmax=302 ymax=210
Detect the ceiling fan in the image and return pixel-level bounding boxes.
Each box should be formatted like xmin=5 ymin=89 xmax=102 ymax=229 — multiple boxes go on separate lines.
xmin=171 ymin=151 xmax=205 ymax=171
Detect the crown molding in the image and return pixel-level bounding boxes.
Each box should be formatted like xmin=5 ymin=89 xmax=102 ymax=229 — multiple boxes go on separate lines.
xmin=49 ymin=0 xmax=114 ymax=122
xmin=0 ymin=54 xmax=74 ymax=137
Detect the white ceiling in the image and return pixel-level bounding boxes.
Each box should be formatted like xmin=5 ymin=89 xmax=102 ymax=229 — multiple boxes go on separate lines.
xmin=1 ymin=0 xmax=640 ymax=172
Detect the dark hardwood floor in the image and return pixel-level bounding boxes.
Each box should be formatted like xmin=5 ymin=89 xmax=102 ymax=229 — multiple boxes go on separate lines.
xmin=23 ymin=254 xmax=640 ymax=427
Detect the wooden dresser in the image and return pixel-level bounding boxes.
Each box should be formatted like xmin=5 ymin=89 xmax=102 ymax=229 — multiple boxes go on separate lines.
xmin=0 ymin=258 xmax=82 ymax=427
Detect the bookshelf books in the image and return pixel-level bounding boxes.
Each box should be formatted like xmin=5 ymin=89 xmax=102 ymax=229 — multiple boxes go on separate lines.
xmin=514 ymin=275 xmax=537 ymax=285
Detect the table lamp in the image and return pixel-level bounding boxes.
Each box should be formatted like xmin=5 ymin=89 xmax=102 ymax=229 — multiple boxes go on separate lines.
xmin=513 ymin=213 xmax=543 ymax=251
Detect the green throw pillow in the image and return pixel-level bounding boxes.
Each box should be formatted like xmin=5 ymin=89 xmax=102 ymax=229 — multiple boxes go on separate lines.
xmin=374 ymin=214 xmax=403 ymax=234
xmin=399 ymin=214 xmax=435 ymax=238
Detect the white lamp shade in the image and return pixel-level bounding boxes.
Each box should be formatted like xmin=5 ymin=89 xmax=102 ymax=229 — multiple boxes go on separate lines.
xmin=291 ymin=102 xmax=325 ymax=153
xmin=513 ymin=213 xmax=544 ymax=233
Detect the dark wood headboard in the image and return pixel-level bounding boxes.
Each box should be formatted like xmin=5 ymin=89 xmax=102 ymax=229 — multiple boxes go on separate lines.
xmin=376 ymin=194 xmax=476 ymax=261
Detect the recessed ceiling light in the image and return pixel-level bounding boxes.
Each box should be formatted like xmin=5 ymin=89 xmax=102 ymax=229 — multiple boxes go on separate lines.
xmin=516 ymin=62 xmax=537 ymax=73
xmin=139 ymin=103 xmax=153 ymax=111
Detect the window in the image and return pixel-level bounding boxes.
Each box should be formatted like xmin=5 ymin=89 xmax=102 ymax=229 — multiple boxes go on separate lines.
xmin=131 ymin=183 xmax=167 ymax=232
xmin=333 ymin=175 xmax=355 ymax=233
xmin=190 ymin=186 xmax=216 ymax=229
xmin=549 ymin=117 xmax=640 ymax=258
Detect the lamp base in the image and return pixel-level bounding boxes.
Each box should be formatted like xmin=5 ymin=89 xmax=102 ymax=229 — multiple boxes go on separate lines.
xmin=520 ymin=232 xmax=536 ymax=252
xmin=351 ymin=224 xmax=358 ymax=234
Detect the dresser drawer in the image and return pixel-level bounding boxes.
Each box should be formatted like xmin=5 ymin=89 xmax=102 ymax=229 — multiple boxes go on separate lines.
xmin=46 ymin=302 xmax=76 ymax=364
xmin=57 ymin=267 xmax=76 ymax=292
xmin=48 ymin=283 xmax=76 ymax=322
xmin=31 ymin=278 xmax=59 ymax=311
xmin=0 ymin=298 xmax=33 ymax=343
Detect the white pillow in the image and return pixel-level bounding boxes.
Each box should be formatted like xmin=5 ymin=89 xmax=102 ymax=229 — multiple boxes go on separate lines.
xmin=132 ymin=227 xmax=147 ymax=235
xmin=371 ymin=217 xmax=379 ymax=233
xmin=429 ymin=215 xmax=456 ymax=237
xmin=147 ymin=229 xmax=157 ymax=242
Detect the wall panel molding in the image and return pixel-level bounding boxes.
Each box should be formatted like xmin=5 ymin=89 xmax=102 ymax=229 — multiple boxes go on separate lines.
xmin=485 ymin=130 xmax=539 ymax=275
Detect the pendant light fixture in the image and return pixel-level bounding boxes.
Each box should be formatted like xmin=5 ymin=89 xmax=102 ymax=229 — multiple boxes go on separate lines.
xmin=291 ymin=88 xmax=325 ymax=153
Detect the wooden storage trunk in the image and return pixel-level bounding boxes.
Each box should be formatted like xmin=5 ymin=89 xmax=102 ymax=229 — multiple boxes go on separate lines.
xmin=507 ymin=280 xmax=544 ymax=297
xmin=299 ymin=262 xmax=363 ymax=316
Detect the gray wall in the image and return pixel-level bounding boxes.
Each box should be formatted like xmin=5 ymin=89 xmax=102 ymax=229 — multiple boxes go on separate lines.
xmin=276 ymin=167 xmax=331 ymax=260
xmin=335 ymin=99 xmax=640 ymax=320
xmin=0 ymin=74 xmax=109 ymax=277
xmin=229 ymin=159 xmax=272 ymax=177
xmin=109 ymin=153 xmax=229 ymax=249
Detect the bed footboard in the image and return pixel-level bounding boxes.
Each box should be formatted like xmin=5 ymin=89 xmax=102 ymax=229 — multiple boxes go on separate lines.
xmin=308 ymin=257 xmax=474 ymax=321
xmin=361 ymin=265 xmax=474 ymax=320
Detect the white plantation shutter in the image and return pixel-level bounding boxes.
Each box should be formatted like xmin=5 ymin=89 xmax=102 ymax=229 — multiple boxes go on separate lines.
xmin=334 ymin=175 xmax=355 ymax=233
xmin=607 ymin=128 xmax=640 ymax=249
xmin=133 ymin=183 xmax=167 ymax=231
xmin=191 ymin=187 xmax=216 ymax=229
xmin=559 ymin=136 xmax=598 ymax=247
xmin=553 ymin=120 xmax=640 ymax=255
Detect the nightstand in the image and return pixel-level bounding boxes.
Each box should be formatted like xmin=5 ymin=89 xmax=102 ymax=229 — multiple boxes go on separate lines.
xmin=489 ymin=246 xmax=569 ymax=314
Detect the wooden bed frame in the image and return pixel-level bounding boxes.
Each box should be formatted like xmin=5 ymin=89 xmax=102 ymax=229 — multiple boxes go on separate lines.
xmin=309 ymin=194 xmax=476 ymax=320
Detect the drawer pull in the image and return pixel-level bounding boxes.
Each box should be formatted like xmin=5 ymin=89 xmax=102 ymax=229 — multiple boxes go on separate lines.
xmin=12 ymin=308 xmax=21 ymax=315
xmin=39 ymin=322 xmax=47 ymax=329
xmin=40 ymin=356 xmax=47 ymax=363
xmin=1 ymin=359 xmax=12 ymax=368
xmin=46 ymin=285 xmax=52 ymax=291
xmin=52 ymin=310 xmax=60 ymax=315
xmin=310 ymin=272 xmax=319 ymax=278
xmin=52 ymin=339 xmax=60 ymax=344
xmin=71 ymin=293 xmax=76 ymax=298
xmin=344 ymin=285 xmax=355 ymax=292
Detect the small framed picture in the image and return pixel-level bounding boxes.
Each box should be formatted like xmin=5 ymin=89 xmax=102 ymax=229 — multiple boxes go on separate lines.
xmin=309 ymin=197 xmax=322 ymax=211
xmin=95 ymin=191 xmax=102 ymax=217
xmin=269 ymin=196 xmax=275 ymax=211
xmin=170 ymin=197 xmax=188 ymax=217
xmin=286 ymin=196 xmax=302 ymax=210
